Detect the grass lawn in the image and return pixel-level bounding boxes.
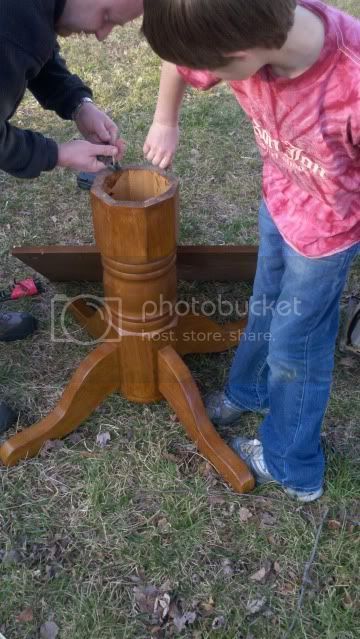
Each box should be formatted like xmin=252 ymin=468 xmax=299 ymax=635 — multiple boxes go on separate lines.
xmin=0 ymin=1 xmax=359 ymax=637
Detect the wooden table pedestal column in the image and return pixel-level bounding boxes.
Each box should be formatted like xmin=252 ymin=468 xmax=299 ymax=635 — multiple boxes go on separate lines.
xmin=0 ymin=167 xmax=254 ymax=494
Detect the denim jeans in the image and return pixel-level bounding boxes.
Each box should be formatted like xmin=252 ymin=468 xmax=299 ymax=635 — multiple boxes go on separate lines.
xmin=225 ymin=201 xmax=359 ymax=493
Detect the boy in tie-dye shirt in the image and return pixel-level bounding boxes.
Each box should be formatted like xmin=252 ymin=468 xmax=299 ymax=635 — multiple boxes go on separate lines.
xmin=142 ymin=0 xmax=360 ymax=501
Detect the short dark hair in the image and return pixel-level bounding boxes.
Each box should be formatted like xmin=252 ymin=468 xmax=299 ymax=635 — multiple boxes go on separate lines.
xmin=142 ymin=0 xmax=297 ymax=69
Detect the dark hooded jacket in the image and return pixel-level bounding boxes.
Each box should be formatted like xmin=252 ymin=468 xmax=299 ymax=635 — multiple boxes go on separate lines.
xmin=0 ymin=0 xmax=92 ymax=178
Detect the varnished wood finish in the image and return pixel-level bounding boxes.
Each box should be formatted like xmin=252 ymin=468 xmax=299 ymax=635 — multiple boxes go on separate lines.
xmin=158 ymin=346 xmax=255 ymax=494
xmin=12 ymin=244 xmax=258 ymax=282
xmin=91 ymin=167 xmax=180 ymax=403
xmin=3 ymin=166 xmax=255 ymax=493
xmin=0 ymin=343 xmax=119 ymax=466
xmin=176 ymin=315 xmax=247 ymax=355
xmin=69 ymin=298 xmax=116 ymax=341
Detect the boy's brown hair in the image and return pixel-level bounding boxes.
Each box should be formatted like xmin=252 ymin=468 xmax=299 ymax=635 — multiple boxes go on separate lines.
xmin=142 ymin=0 xmax=297 ymax=69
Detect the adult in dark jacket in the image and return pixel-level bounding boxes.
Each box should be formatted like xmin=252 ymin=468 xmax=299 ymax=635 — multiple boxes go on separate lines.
xmin=0 ymin=0 xmax=143 ymax=431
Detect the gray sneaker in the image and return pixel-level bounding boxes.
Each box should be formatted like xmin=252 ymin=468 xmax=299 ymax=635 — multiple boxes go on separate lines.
xmin=205 ymin=391 xmax=245 ymax=426
xmin=230 ymin=437 xmax=324 ymax=502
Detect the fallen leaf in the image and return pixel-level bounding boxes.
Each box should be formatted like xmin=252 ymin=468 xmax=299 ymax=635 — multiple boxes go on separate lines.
xmin=16 ymin=607 xmax=34 ymax=623
xmin=173 ymin=611 xmax=197 ymax=632
xmin=199 ymin=462 xmax=215 ymax=478
xmin=40 ymin=440 xmax=64 ymax=457
xmin=154 ymin=593 xmax=171 ymax=620
xmin=249 ymin=567 xmax=267 ymax=582
xmin=239 ymin=507 xmax=253 ymax=522
xmin=134 ymin=584 xmax=160 ymax=615
xmin=96 ymin=431 xmax=111 ymax=448
xmin=40 ymin=621 xmax=59 ymax=639
xmin=221 ymin=559 xmax=234 ymax=576
xmin=249 ymin=561 xmax=273 ymax=583
xmin=328 ymin=519 xmax=341 ymax=530
xmin=208 ymin=494 xmax=226 ymax=506
xmin=157 ymin=518 xmax=171 ymax=533
xmin=260 ymin=511 xmax=276 ymax=527
xmin=246 ymin=597 xmax=267 ymax=615
xmin=342 ymin=590 xmax=357 ymax=609
xmin=278 ymin=581 xmax=297 ymax=595
xmin=50 ymin=216 xmax=57 ymax=224
xmin=160 ymin=580 xmax=172 ymax=592
xmin=66 ymin=432 xmax=82 ymax=444
xmin=273 ymin=561 xmax=281 ymax=574
xmin=199 ymin=597 xmax=215 ymax=616
xmin=212 ymin=615 xmax=225 ymax=630
xmin=163 ymin=452 xmax=178 ymax=464
xmin=134 ymin=583 xmax=174 ymax=626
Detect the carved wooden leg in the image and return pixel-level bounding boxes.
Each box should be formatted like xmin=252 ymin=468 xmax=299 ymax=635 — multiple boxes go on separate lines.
xmin=69 ymin=298 xmax=118 ymax=342
xmin=0 ymin=343 xmax=120 ymax=466
xmin=158 ymin=346 xmax=254 ymax=493
xmin=176 ymin=314 xmax=247 ymax=355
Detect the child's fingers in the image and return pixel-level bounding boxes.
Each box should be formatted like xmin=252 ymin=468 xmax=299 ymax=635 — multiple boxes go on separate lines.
xmin=152 ymin=150 xmax=165 ymax=166
xmin=159 ymin=153 xmax=172 ymax=169
xmin=145 ymin=147 xmax=157 ymax=162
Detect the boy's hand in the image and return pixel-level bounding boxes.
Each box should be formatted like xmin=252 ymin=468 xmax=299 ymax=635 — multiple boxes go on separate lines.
xmin=74 ymin=102 xmax=126 ymax=158
xmin=143 ymin=122 xmax=180 ymax=169
xmin=57 ymin=140 xmax=119 ymax=173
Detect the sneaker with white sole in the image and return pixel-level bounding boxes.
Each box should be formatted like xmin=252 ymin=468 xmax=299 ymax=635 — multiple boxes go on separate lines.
xmin=230 ymin=437 xmax=324 ymax=502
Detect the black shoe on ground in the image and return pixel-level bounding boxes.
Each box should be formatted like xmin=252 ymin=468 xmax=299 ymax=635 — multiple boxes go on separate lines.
xmin=0 ymin=402 xmax=17 ymax=435
xmin=0 ymin=311 xmax=37 ymax=342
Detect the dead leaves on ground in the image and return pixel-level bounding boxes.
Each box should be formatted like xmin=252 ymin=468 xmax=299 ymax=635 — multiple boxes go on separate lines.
xmin=133 ymin=581 xmax=234 ymax=635
xmin=16 ymin=607 xmax=34 ymax=623
xmin=13 ymin=610 xmax=59 ymax=638
xmin=133 ymin=566 xmax=282 ymax=635
xmin=1 ymin=535 xmax=75 ymax=583
xmin=133 ymin=582 xmax=200 ymax=634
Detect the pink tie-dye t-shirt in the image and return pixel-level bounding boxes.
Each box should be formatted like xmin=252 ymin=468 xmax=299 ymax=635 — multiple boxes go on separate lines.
xmin=177 ymin=0 xmax=360 ymax=257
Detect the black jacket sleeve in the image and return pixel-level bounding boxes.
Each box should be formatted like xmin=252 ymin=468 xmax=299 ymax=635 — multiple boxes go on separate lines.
xmin=0 ymin=41 xmax=58 ymax=179
xmin=28 ymin=42 xmax=93 ymax=120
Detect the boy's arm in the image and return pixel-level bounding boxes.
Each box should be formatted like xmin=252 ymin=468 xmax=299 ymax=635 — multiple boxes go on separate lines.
xmin=144 ymin=62 xmax=186 ymax=169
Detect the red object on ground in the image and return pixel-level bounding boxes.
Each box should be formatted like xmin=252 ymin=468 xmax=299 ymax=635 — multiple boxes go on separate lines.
xmin=0 ymin=278 xmax=44 ymax=302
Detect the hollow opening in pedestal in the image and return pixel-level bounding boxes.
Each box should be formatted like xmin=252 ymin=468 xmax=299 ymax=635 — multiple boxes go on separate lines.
xmin=104 ymin=169 xmax=172 ymax=204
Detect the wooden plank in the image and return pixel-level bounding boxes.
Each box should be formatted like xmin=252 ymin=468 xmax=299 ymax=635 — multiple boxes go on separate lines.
xmin=12 ymin=245 xmax=258 ymax=282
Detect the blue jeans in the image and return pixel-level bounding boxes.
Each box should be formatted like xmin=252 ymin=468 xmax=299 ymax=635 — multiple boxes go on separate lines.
xmin=225 ymin=201 xmax=359 ymax=493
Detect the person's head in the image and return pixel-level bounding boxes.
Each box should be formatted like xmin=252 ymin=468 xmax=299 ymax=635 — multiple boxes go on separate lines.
xmin=57 ymin=0 xmax=144 ymax=41
xmin=142 ymin=0 xmax=297 ymax=80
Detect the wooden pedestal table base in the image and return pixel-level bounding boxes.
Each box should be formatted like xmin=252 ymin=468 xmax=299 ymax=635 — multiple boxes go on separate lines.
xmin=0 ymin=167 xmax=255 ymax=494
